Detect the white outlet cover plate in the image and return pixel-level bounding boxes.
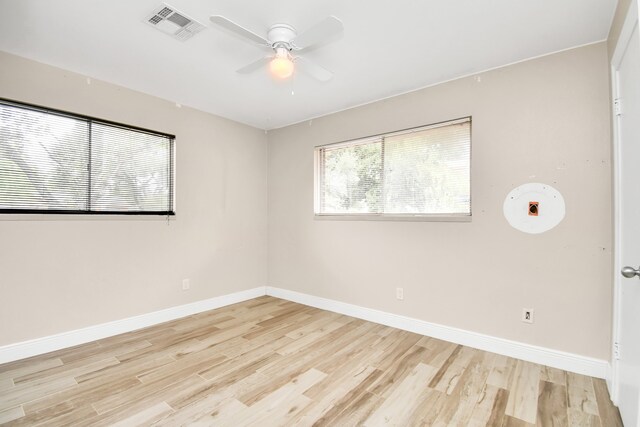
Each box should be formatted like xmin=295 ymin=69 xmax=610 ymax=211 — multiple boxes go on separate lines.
xmin=503 ymin=183 xmax=565 ymax=234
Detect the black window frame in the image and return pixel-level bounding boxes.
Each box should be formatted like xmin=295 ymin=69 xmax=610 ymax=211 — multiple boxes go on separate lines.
xmin=0 ymin=98 xmax=175 ymax=216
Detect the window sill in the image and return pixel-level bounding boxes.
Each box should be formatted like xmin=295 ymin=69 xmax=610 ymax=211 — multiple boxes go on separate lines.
xmin=0 ymin=213 xmax=176 ymax=221
xmin=313 ymin=214 xmax=471 ymax=222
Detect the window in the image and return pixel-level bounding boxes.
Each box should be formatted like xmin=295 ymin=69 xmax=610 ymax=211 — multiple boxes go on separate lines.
xmin=0 ymin=99 xmax=174 ymax=215
xmin=315 ymin=117 xmax=470 ymax=218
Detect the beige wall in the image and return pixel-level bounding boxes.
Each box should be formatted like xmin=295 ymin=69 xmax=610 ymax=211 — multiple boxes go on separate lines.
xmin=267 ymin=43 xmax=613 ymax=359
xmin=0 ymin=51 xmax=268 ymax=346
xmin=0 ymin=43 xmax=614 ymax=361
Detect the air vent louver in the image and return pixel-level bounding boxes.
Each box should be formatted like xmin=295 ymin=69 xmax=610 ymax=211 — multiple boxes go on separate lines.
xmin=145 ymin=3 xmax=205 ymax=41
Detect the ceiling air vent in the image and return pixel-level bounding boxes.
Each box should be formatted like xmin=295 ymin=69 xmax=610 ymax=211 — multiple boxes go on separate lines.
xmin=145 ymin=4 xmax=205 ymax=41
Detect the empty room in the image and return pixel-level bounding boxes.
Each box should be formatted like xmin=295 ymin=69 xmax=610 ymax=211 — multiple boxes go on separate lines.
xmin=0 ymin=0 xmax=639 ymax=425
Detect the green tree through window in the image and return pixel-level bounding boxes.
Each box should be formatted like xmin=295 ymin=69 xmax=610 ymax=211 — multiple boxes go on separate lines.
xmin=316 ymin=118 xmax=470 ymax=216
xmin=0 ymin=100 xmax=174 ymax=214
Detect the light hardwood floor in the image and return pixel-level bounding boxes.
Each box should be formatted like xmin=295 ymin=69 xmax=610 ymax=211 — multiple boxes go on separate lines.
xmin=0 ymin=296 xmax=623 ymax=426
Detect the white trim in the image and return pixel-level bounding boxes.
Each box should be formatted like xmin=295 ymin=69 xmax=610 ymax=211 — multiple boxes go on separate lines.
xmin=0 ymin=287 xmax=266 ymax=364
xmin=266 ymin=286 xmax=609 ymax=379
xmin=0 ymin=285 xmax=609 ymax=379
xmin=610 ymin=58 xmax=623 ymax=405
xmin=313 ymin=214 xmax=472 ymax=222
xmin=609 ymin=0 xmax=639 ymax=406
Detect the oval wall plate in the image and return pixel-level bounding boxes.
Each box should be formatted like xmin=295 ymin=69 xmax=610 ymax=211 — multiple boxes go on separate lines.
xmin=503 ymin=183 xmax=565 ymax=234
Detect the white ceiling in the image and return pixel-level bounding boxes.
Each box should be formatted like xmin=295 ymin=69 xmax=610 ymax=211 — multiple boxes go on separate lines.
xmin=0 ymin=0 xmax=617 ymax=130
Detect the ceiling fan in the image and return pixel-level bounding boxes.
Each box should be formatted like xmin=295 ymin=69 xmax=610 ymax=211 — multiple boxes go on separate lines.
xmin=209 ymin=15 xmax=344 ymax=81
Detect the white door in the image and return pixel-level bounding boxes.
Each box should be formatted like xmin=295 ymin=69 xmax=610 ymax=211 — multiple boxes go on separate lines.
xmin=613 ymin=2 xmax=640 ymax=426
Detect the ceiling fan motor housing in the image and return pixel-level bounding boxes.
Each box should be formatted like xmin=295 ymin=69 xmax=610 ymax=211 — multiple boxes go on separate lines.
xmin=268 ymin=24 xmax=297 ymax=49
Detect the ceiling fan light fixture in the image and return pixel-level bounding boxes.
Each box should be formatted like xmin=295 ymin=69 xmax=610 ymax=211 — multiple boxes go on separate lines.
xmin=209 ymin=15 xmax=343 ymax=82
xmin=269 ymin=47 xmax=294 ymax=79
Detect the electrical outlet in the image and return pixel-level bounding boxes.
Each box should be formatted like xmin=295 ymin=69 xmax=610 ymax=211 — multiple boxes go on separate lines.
xmin=522 ymin=308 xmax=534 ymax=324
xmin=396 ymin=287 xmax=404 ymax=300
xmin=182 ymin=279 xmax=190 ymax=291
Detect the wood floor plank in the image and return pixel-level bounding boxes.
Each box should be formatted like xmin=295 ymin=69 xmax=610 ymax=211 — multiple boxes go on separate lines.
xmin=505 ymin=360 xmax=541 ymax=424
xmin=540 ymin=365 xmax=566 ymax=386
xmin=59 ymin=337 xmax=152 ymax=364
xmin=592 ymin=378 xmax=623 ymax=427
xmin=312 ymin=332 xmax=380 ymax=377
xmin=165 ymin=370 xmax=269 ymax=412
xmin=567 ymin=407 xmax=601 ymax=426
xmin=0 ymin=358 xmax=63 ymax=383
xmin=431 ymin=350 xmax=495 ymax=425
xmin=230 ymin=368 xmax=326 ymax=426
xmin=240 ymin=321 xmax=373 ymax=406
xmin=566 ymin=371 xmax=599 ymax=416
xmin=14 ymin=356 xmax=120 ymax=386
xmin=536 ymin=380 xmax=568 ymax=426
xmin=110 ymin=401 xmax=174 ymax=427
xmin=467 ymin=384 xmax=502 ymax=427
xmin=278 ymin=321 xmax=345 ymax=356
xmin=0 ymin=296 xmax=622 ymax=426
xmin=485 ymin=386 xmax=510 ymax=427
xmin=0 ymin=405 xmax=25 ymax=424
xmin=367 ymin=344 xmax=429 ymax=397
xmin=419 ymin=338 xmax=459 ymax=370
xmin=373 ymin=331 xmax=423 ymax=372
xmin=0 ymin=378 xmax=14 ymax=391
xmin=89 ymin=374 xmax=205 ymax=422
xmin=329 ymin=391 xmax=382 ymax=427
xmin=428 ymin=345 xmax=462 ymax=389
xmin=364 ymin=363 xmax=437 ymax=426
xmin=293 ymin=365 xmax=379 ymax=424
xmin=488 ymin=354 xmax=518 ymax=389
xmin=284 ymin=311 xmax=342 ymax=340
xmin=404 ymin=388 xmax=445 ymax=426
xmin=503 ymin=414 xmax=536 ymax=426
xmin=90 ymin=372 xmax=205 ymax=415
xmin=76 ymin=354 xmax=175 ymax=385
xmin=0 ymin=376 xmax=77 ymax=412
xmin=23 ymin=376 xmax=141 ymax=415
xmin=305 ymin=367 xmax=383 ymax=426
xmin=14 ymin=401 xmax=98 ymax=427
xmin=154 ymin=396 xmax=247 ymax=426
xmin=136 ymin=348 xmax=227 ymax=384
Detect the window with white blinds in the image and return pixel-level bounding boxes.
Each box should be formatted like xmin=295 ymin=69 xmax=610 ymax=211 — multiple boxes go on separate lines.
xmin=315 ymin=117 xmax=471 ymax=217
xmin=0 ymin=99 xmax=174 ymax=215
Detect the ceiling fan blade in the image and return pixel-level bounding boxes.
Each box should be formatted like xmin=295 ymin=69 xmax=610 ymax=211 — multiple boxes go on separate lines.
xmin=291 ymin=16 xmax=343 ymax=51
xmin=236 ymin=57 xmax=272 ymax=74
xmin=209 ymin=15 xmax=270 ymax=47
xmin=295 ymin=56 xmax=333 ymax=82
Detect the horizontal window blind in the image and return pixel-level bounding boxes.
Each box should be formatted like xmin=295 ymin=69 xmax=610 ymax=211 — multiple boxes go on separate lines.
xmin=0 ymin=99 xmax=174 ymax=214
xmin=316 ymin=118 xmax=471 ymax=216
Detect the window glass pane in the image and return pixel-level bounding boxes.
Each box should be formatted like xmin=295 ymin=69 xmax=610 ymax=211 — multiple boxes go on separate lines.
xmin=315 ymin=118 xmax=471 ymax=216
xmin=384 ymin=121 xmax=470 ymax=214
xmin=90 ymin=123 xmax=172 ymax=212
xmin=0 ymin=104 xmax=88 ymax=210
xmin=320 ymin=141 xmax=382 ymax=214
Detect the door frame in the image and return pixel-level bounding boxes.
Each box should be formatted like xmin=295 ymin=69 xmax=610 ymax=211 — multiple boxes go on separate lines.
xmin=610 ymin=0 xmax=639 ymax=405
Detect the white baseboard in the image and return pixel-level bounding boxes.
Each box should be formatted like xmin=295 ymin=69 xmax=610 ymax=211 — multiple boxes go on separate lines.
xmin=0 ymin=285 xmax=609 ymax=380
xmin=266 ymin=286 xmax=609 ymax=379
xmin=0 ymin=287 xmax=266 ymax=364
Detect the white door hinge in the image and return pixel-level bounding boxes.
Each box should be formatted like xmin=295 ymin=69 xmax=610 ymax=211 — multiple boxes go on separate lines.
xmin=614 ymin=98 xmax=622 ymax=116
xmin=614 ymin=342 xmax=621 ymax=360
